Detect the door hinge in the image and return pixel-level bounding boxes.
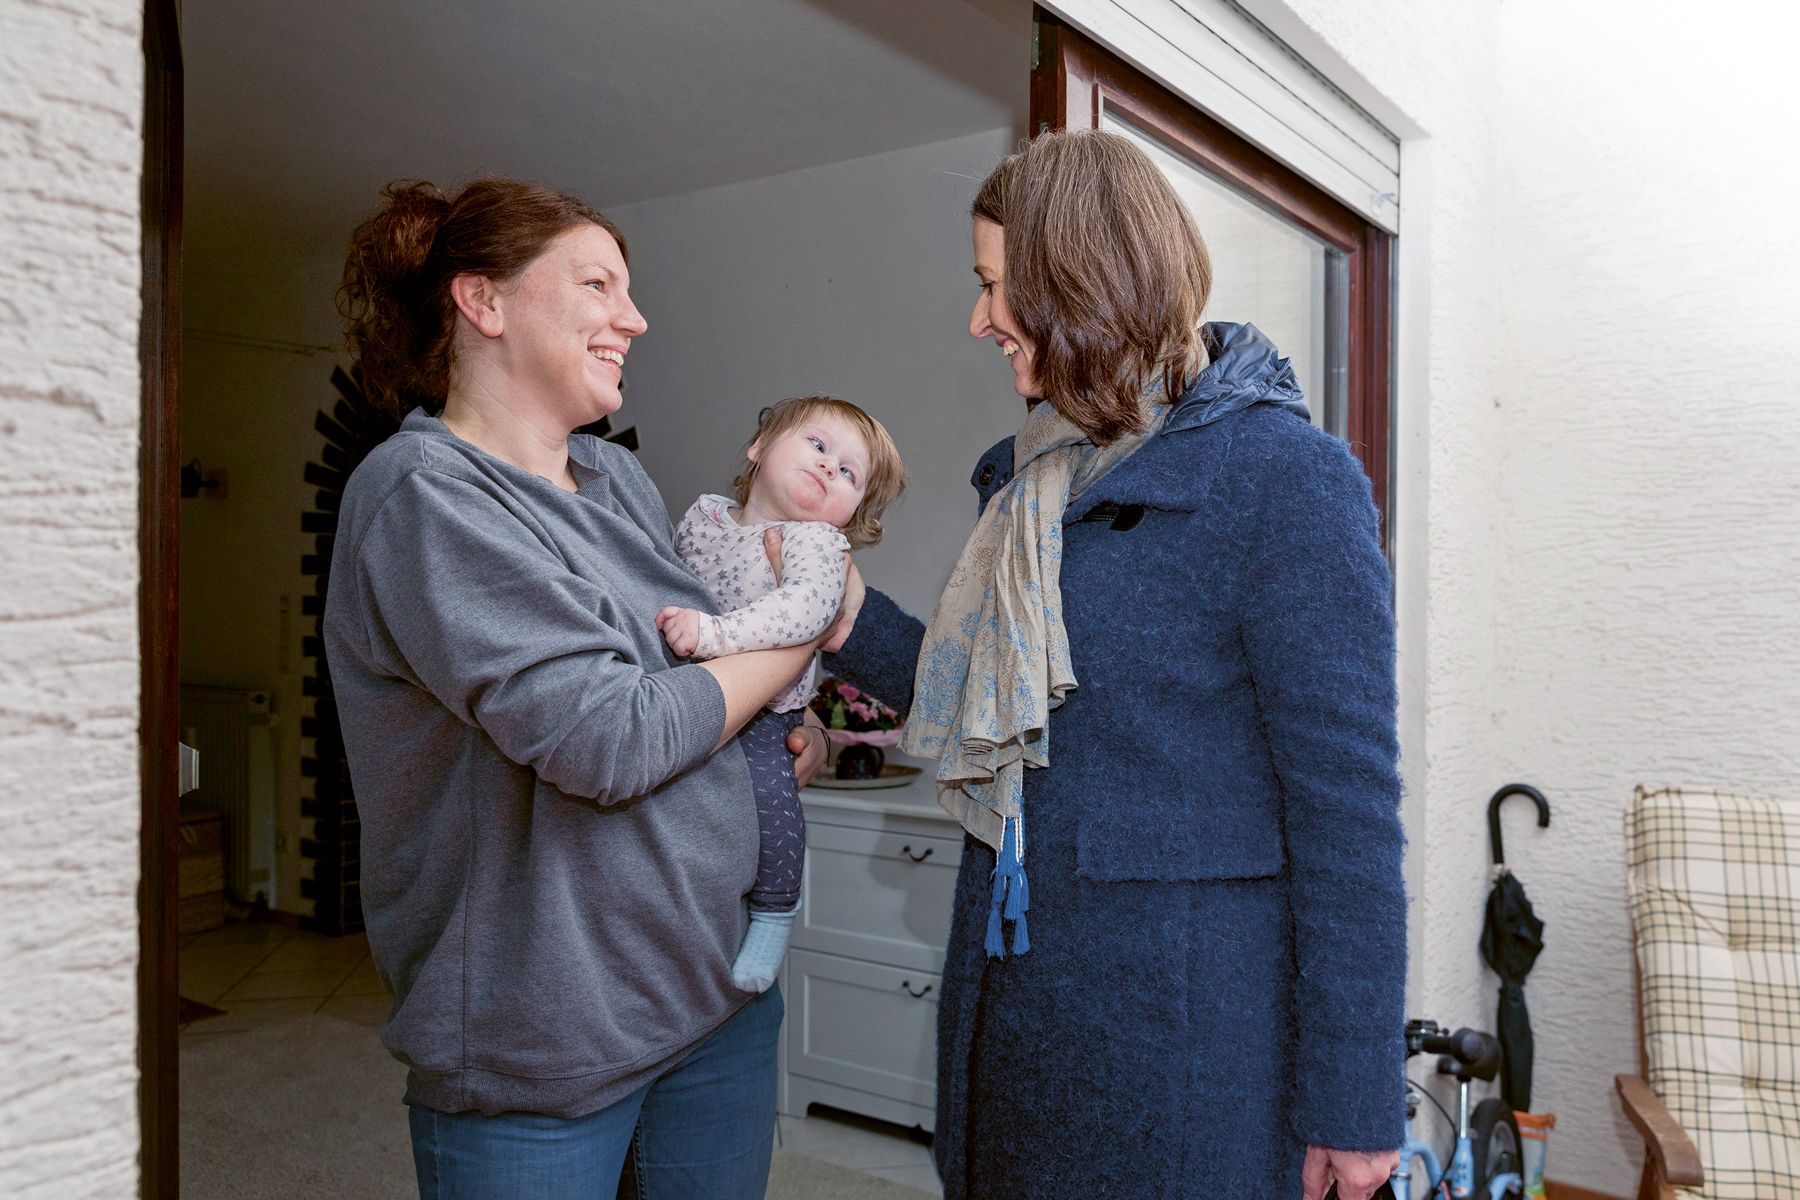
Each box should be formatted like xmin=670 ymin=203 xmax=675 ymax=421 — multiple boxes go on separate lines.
xmin=178 ymin=742 xmax=199 ymax=796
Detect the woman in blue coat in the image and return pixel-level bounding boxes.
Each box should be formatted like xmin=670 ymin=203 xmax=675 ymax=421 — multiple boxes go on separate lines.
xmin=822 ymin=130 xmax=1405 ymax=1198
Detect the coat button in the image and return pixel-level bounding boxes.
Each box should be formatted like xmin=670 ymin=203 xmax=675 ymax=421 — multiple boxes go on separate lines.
xmin=978 ymin=463 xmax=996 ymax=486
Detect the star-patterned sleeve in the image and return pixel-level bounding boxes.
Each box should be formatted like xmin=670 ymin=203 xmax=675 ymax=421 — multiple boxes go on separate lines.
xmin=691 ymin=521 xmax=849 ymax=659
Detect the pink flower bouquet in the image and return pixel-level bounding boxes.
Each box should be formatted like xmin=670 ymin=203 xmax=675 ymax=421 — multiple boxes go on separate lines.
xmin=809 ymin=679 xmax=905 ymax=749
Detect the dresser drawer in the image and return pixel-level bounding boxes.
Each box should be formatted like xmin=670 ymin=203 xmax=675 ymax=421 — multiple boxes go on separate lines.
xmin=785 ymin=949 xmax=940 ymax=1110
xmin=794 ymin=823 xmax=962 ymax=971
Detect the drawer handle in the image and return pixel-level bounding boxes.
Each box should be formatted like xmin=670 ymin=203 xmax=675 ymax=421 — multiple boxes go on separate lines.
xmin=899 ymin=845 xmax=933 ymax=862
xmin=900 ymin=981 xmax=934 ymax=998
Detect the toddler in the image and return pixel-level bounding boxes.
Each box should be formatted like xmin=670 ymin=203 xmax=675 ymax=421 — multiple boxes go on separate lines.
xmin=659 ymin=395 xmax=906 ymax=991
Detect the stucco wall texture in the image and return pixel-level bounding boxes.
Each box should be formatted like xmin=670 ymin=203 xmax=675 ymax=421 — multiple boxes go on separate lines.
xmin=1491 ymin=1 xmax=1800 ymax=1190
xmin=0 ymin=0 xmax=144 ymax=1195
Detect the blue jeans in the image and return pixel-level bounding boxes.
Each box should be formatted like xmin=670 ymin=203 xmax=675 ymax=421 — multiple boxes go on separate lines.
xmin=409 ymin=986 xmax=782 ymax=1199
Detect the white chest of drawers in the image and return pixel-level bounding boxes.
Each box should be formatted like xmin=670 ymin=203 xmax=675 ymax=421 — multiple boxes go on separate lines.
xmin=777 ymin=760 xmax=963 ymax=1132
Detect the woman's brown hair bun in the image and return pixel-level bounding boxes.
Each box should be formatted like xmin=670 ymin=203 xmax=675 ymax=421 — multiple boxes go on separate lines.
xmin=337 ymin=177 xmax=626 ymax=420
xmin=338 ymin=181 xmax=453 ymax=418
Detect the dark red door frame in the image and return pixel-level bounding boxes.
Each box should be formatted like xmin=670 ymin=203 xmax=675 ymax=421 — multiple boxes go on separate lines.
xmin=1031 ymin=10 xmax=1394 ymax=539
xmin=139 ymin=0 xmax=182 ymax=1194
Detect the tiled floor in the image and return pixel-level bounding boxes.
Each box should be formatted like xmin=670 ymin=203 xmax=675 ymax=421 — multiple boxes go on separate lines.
xmin=180 ymin=920 xmax=941 ymax=1196
xmin=179 ymin=920 xmax=388 ymax=1034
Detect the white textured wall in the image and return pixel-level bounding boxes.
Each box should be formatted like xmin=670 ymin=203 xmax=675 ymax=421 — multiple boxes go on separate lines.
xmin=1492 ymin=1 xmax=1800 ymax=1190
xmin=0 ymin=0 xmax=144 ymax=1195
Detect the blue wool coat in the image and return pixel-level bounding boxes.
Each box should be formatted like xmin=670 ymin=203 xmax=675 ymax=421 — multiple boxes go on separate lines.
xmin=826 ymin=323 xmax=1406 ymax=1199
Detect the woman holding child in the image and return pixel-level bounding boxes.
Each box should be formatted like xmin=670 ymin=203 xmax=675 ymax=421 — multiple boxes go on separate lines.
xmin=823 ymin=130 xmax=1406 ymax=1198
xmin=325 ymin=180 xmax=869 ymax=1198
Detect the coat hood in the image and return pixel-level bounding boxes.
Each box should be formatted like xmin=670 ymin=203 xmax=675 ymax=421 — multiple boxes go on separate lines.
xmin=1162 ymin=321 xmax=1311 ymax=434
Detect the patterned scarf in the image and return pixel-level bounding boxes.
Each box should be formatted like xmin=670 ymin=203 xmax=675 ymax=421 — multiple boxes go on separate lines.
xmin=899 ymin=388 xmax=1171 ymax=956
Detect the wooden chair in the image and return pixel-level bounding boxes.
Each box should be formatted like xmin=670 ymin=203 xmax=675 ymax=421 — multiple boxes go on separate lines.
xmin=1616 ymin=1051 xmax=1702 ymax=1198
xmin=1616 ymin=786 xmax=1800 ymax=1199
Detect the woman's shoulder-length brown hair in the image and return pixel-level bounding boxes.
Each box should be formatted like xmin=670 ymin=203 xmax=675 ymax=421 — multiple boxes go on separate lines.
xmin=972 ymin=129 xmax=1212 ymax=444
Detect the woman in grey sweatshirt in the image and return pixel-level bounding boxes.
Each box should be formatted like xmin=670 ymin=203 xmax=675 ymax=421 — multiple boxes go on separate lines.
xmin=325 ymin=177 xmax=836 ymax=1199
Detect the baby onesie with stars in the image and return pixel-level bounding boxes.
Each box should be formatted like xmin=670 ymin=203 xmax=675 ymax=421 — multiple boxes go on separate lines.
xmin=673 ymin=494 xmax=850 ymax=713
xmin=672 ymin=494 xmax=851 ymax=992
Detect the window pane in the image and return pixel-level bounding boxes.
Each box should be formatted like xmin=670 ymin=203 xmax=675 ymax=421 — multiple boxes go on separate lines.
xmin=1102 ymin=109 xmax=1348 ymax=436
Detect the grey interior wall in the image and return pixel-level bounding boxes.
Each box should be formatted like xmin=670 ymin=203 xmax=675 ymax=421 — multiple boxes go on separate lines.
xmin=608 ymin=126 xmax=1023 ymax=625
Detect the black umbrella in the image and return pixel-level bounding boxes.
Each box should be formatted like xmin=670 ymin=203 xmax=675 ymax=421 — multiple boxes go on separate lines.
xmin=1479 ymin=783 xmax=1551 ymax=1112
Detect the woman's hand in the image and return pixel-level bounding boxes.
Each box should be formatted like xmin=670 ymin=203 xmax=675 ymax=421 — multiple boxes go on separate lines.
xmin=822 ymin=557 xmax=865 ymax=652
xmin=762 ymin=527 xmax=865 ymax=652
xmin=1301 ymin=1145 xmax=1397 ymax=1200
xmin=785 ymin=708 xmax=830 ymax=789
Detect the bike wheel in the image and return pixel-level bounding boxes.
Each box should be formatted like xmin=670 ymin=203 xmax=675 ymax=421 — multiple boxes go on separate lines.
xmin=1469 ymin=1098 xmax=1523 ymax=1188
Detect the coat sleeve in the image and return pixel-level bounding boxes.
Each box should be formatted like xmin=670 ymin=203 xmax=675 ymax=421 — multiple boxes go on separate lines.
xmin=347 ymin=469 xmax=727 ymax=806
xmin=822 ymin=588 xmax=925 ymax=716
xmin=1233 ymin=431 xmax=1407 ymax=1151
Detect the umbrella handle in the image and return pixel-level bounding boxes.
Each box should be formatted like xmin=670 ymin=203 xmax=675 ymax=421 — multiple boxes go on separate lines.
xmin=1488 ymin=782 xmax=1551 ymax=867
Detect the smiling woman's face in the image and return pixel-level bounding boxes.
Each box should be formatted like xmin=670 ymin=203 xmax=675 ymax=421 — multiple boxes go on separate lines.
xmin=490 ymin=224 xmax=647 ymax=427
xmin=969 ymin=218 xmax=1040 ymax=401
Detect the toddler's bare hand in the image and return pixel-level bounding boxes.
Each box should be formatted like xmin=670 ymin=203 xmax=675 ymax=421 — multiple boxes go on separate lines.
xmin=656 ymin=606 xmax=704 ymax=658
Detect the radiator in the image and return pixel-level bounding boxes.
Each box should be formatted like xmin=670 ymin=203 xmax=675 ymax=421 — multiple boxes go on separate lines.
xmin=179 ymin=685 xmax=277 ymax=905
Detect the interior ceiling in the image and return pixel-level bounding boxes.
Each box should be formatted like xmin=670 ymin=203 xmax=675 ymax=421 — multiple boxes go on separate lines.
xmin=183 ymin=0 xmax=1030 ymax=255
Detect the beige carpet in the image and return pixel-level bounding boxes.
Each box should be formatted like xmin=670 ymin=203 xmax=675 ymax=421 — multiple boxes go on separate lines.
xmin=181 ymin=1013 xmax=931 ymax=1198
xmin=766 ymin=1152 xmax=936 ymax=1200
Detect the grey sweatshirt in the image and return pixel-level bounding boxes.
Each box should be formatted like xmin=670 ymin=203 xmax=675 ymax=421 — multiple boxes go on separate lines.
xmin=323 ymin=409 xmax=759 ymax=1118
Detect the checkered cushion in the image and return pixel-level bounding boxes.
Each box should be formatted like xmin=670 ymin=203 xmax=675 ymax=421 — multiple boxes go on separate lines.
xmin=1626 ymin=786 xmax=1800 ymax=1199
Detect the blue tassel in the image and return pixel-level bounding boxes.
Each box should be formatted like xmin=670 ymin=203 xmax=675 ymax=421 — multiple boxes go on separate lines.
xmin=982 ymin=817 xmax=1032 ymax=959
xmin=985 ymin=861 xmax=1008 ymax=957
xmin=1004 ymin=863 xmax=1029 ymax=921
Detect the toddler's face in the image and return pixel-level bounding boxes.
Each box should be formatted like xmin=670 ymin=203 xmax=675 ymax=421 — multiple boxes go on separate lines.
xmin=748 ymin=411 xmax=870 ymax=529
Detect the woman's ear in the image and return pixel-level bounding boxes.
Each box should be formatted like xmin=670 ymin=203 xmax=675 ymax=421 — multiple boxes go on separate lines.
xmin=450 ymin=273 xmax=505 ymax=339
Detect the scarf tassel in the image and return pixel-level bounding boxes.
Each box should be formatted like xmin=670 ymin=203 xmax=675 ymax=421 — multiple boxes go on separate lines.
xmin=984 ymin=873 xmax=1007 ymax=957
xmin=984 ymin=818 xmax=1031 ymax=958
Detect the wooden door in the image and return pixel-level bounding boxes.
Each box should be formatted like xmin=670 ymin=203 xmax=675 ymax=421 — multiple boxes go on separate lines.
xmin=139 ymin=0 xmax=183 ymax=1193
